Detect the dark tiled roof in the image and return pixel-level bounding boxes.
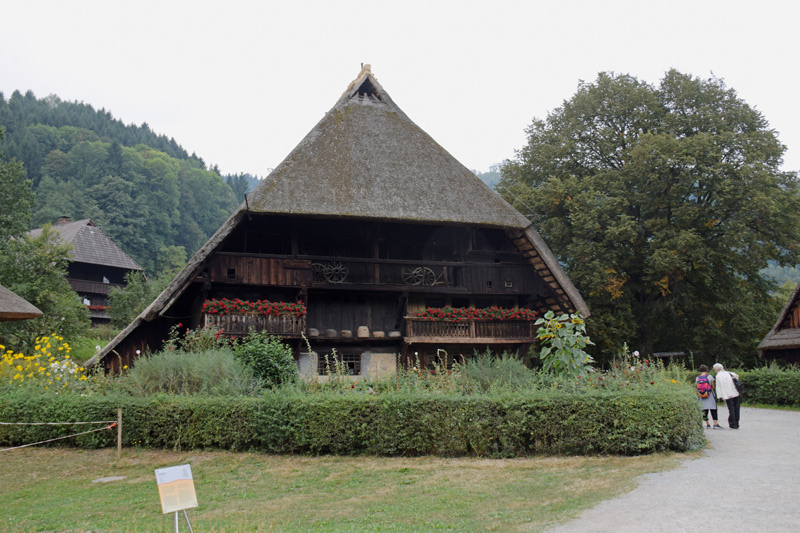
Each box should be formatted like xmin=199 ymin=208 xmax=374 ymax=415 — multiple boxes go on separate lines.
xmin=29 ymin=219 xmax=142 ymax=271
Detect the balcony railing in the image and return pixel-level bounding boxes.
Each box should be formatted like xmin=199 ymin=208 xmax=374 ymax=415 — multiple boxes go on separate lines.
xmin=203 ymin=313 xmax=306 ymax=337
xmin=67 ymin=278 xmax=123 ymax=296
xmin=404 ymin=317 xmax=535 ymax=344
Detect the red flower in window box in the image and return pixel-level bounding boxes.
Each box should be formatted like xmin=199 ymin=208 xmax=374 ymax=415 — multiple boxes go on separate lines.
xmin=202 ymin=298 xmax=306 ymax=317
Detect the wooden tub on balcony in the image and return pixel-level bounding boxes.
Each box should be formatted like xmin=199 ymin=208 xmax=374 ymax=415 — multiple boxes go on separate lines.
xmin=203 ymin=313 xmax=306 ymax=337
xmin=404 ymin=317 xmax=536 ymax=345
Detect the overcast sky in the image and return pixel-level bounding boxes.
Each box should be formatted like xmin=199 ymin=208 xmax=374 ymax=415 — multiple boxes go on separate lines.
xmin=2 ymin=1 xmax=798 ymax=177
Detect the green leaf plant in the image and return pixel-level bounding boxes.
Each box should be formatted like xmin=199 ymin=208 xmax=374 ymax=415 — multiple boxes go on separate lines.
xmin=535 ymin=311 xmax=594 ymax=378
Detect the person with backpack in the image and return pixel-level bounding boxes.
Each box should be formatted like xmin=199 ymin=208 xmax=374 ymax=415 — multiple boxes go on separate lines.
xmin=713 ymin=363 xmax=741 ymax=429
xmin=696 ymin=365 xmax=721 ymax=429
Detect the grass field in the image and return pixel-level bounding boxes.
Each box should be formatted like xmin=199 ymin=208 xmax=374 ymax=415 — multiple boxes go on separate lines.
xmin=1 ymin=447 xmax=695 ymax=532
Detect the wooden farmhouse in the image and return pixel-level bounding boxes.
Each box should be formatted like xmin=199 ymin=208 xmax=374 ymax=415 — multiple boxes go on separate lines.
xmin=87 ymin=66 xmax=588 ymax=377
xmin=29 ymin=218 xmax=143 ymax=324
xmin=759 ymin=281 xmax=800 ymax=363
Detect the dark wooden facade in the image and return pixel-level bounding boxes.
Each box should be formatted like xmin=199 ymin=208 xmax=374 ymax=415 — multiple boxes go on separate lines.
xmin=88 ymin=66 xmax=588 ymax=374
xmin=147 ymin=215 xmax=563 ymax=371
xmin=28 ymin=219 xmax=143 ymax=325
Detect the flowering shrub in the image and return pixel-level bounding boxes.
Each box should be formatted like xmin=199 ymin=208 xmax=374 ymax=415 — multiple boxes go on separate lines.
xmin=202 ymin=298 xmax=306 ymax=317
xmin=0 ymin=334 xmax=88 ymax=391
xmin=414 ymin=306 xmax=539 ymax=322
xmin=163 ymin=323 xmax=231 ymax=353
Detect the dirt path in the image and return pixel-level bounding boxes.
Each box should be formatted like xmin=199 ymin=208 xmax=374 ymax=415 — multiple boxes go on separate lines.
xmin=547 ymin=407 xmax=800 ymax=532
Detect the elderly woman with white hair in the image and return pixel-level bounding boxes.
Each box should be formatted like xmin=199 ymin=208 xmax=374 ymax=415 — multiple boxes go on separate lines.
xmin=713 ymin=363 xmax=741 ymax=429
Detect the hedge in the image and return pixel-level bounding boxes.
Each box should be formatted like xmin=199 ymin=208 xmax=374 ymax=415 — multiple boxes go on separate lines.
xmin=0 ymin=390 xmax=704 ymax=456
xmin=680 ymin=367 xmax=800 ymax=406
xmin=737 ymin=368 xmax=800 ymax=406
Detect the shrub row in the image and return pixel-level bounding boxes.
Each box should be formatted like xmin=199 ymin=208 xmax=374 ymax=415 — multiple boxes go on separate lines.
xmin=737 ymin=367 xmax=800 ymax=406
xmin=0 ymin=389 xmax=703 ymax=456
xmin=677 ymin=366 xmax=800 ymax=406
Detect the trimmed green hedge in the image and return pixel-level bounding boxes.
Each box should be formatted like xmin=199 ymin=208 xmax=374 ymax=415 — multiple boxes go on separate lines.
xmin=0 ymin=390 xmax=703 ymax=456
xmin=679 ymin=367 xmax=800 ymax=406
xmin=738 ymin=368 xmax=800 ymax=406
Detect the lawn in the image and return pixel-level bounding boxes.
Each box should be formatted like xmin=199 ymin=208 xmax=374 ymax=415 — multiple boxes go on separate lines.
xmin=1 ymin=447 xmax=693 ymax=532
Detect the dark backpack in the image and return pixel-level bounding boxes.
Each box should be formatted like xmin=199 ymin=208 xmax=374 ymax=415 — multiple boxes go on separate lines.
xmin=731 ymin=375 xmax=743 ymax=394
xmin=696 ymin=375 xmax=712 ymax=398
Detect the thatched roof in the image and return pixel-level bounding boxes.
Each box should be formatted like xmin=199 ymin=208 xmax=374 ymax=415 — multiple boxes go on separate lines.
xmin=86 ymin=66 xmax=588 ymax=368
xmin=759 ymin=280 xmax=800 ymax=352
xmin=29 ymin=219 xmax=142 ymax=271
xmin=248 ymin=65 xmax=531 ymax=228
xmin=0 ymin=283 xmax=43 ymax=322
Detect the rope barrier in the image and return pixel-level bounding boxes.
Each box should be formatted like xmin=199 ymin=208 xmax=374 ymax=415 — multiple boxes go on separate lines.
xmin=0 ymin=422 xmax=117 ymax=452
xmin=0 ymin=420 xmax=115 ymax=426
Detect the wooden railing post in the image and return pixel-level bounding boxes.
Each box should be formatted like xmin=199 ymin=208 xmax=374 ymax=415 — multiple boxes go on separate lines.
xmin=117 ymin=408 xmax=122 ymax=459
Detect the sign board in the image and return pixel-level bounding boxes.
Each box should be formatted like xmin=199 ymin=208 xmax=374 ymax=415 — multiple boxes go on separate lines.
xmin=155 ymin=464 xmax=198 ymax=514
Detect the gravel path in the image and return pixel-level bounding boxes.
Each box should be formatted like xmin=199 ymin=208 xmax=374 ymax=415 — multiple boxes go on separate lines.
xmin=547 ymin=406 xmax=800 ymax=532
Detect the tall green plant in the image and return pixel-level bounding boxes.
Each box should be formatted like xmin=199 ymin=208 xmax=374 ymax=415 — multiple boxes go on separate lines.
xmin=120 ymin=348 xmax=260 ymax=396
xmin=232 ymin=330 xmax=297 ymax=388
xmin=535 ymin=311 xmax=594 ymax=378
xmin=460 ymin=349 xmax=534 ymax=393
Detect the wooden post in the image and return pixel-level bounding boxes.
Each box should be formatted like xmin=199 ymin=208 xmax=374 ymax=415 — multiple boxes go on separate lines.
xmin=117 ymin=408 xmax=122 ymax=459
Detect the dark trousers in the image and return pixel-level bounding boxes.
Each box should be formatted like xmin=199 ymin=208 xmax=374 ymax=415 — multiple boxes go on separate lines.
xmin=703 ymin=409 xmax=718 ymax=423
xmin=725 ymin=396 xmax=741 ymax=428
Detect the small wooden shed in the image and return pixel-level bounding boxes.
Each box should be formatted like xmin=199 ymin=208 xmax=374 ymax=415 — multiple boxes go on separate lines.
xmin=759 ymin=281 xmax=800 ymax=363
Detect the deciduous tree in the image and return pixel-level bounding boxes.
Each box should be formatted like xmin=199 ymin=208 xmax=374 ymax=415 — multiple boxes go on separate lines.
xmin=500 ymin=70 xmax=800 ymax=365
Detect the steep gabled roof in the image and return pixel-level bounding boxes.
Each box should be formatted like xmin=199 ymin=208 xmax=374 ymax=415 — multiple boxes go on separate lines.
xmin=86 ymin=66 xmax=588 ymax=368
xmin=28 ymin=219 xmax=142 ymax=271
xmin=759 ymin=280 xmax=800 ymax=352
xmin=248 ymin=65 xmax=531 ymax=228
xmin=0 ymin=283 xmax=43 ymax=321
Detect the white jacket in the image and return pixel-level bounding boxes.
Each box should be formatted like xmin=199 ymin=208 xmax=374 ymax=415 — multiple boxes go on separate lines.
xmin=715 ymin=370 xmax=740 ymax=400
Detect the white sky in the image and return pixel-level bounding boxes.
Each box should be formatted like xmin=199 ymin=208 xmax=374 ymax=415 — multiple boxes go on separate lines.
xmin=2 ymin=0 xmax=798 ymax=176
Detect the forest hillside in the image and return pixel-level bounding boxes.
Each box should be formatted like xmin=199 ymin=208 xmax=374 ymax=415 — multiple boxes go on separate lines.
xmin=0 ymin=90 xmax=246 ymax=273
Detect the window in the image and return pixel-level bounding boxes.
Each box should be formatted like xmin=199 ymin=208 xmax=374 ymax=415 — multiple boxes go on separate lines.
xmin=317 ymin=352 xmax=361 ymax=375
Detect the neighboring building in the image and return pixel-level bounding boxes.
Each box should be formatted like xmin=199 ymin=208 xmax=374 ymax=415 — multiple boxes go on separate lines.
xmin=88 ymin=66 xmax=589 ymax=375
xmin=0 ymin=283 xmax=42 ymax=322
xmin=759 ymin=281 xmax=800 ymax=363
xmin=28 ymin=218 xmax=143 ymax=324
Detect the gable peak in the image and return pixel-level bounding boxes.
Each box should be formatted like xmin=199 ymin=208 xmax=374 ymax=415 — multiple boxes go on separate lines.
xmin=337 ymin=64 xmax=389 ymax=106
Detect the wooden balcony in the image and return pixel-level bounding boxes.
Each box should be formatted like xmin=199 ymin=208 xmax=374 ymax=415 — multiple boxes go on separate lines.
xmin=203 ymin=313 xmax=306 ymax=337
xmin=404 ymin=318 xmax=536 ymax=344
xmin=67 ymin=278 xmax=123 ymax=296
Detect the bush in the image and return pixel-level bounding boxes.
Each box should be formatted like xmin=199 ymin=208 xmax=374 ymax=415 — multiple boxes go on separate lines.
xmin=0 ymin=388 xmax=704 ymax=456
xmin=0 ymin=334 xmax=89 ymax=393
xmin=459 ymin=349 xmax=535 ymax=393
xmin=738 ymin=365 xmax=800 ymax=406
xmin=119 ymin=348 xmax=261 ymax=396
xmin=232 ymin=331 xmax=297 ymax=387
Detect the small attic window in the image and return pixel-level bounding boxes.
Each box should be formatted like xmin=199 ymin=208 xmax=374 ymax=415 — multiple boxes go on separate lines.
xmin=353 ymin=78 xmax=384 ymax=103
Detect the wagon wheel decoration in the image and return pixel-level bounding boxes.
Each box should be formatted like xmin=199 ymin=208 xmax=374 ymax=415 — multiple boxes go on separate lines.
xmin=402 ymin=266 xmax=438 ymax=286
xmin=323 ymin=261 xmax=348 ymax=284
xmin=311 ymin=263 xmax=326 ymax=283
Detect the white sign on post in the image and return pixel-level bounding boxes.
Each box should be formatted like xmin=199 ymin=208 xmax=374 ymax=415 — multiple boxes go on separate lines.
xmin=155 ymin=464 xmax=198 ymax=514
